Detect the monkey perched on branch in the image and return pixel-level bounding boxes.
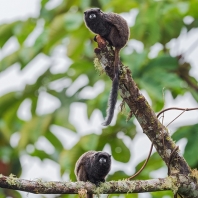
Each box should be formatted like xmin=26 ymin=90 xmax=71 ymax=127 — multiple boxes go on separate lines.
xmin=75 ymin=151 xmax=111 ymax=198
xmin=84 ymin=8 xmax=130 ymax=126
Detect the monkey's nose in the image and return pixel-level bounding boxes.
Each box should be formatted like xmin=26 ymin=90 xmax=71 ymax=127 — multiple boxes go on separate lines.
xmin=99 ymin=157 xmax=106 ymax=163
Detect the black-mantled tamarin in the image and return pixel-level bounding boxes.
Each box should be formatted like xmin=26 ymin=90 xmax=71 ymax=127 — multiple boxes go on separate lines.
xmin=84 ymin=8 xmax=130 ymax=126
xmin=75 ymin=151 xmax=111 ymax=198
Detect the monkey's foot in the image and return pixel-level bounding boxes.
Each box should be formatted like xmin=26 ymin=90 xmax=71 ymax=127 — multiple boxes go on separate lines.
xmin=95 ymin=35 xmax=107 ymax=48
xmin=78 ymin=189 xmax=87 ymax=198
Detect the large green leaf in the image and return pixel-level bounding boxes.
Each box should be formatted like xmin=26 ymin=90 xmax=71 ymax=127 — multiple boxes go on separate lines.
xmin=110 ymin=138 xmax=131 ymax=163
xmin=14 ymin=19 xmax=36 ymax=45
xmin=172 ymin=124 xmax=198 ymax=168
xmin=18 ymin=114 xmax=53 ymax=149
xmin=0 ymin=22 xmax=18 ymax=48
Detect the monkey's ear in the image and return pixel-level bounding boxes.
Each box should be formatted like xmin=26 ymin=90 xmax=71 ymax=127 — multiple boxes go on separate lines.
xmin=97 ymin=8 xmax=100 ymax=11
xmin=84 ymin=11 xmax=87 ymax=14
xmin=94 ymin=152 xmax=99 ymax=156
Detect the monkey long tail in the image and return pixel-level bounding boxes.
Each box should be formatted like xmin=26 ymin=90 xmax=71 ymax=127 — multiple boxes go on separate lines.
xmin=102 ymin=48 xmax=120 ymax=126
xmin=102 ymin=74 xmax=119 ymax=126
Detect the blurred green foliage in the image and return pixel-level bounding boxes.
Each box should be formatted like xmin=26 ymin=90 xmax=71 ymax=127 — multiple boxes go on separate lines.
xmin=0 ymin=0 xmax=198 ymax=197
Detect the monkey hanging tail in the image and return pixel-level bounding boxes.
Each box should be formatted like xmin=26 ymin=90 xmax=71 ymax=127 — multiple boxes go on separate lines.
xmin=102 ymin=48 xmax=120 ymax=126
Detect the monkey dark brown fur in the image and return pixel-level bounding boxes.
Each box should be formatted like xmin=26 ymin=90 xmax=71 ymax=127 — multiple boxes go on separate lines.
xmin=84 ymin=8 xmax=130 ymax=126
xmin=75 ymin=151 xmax=111 ymax=198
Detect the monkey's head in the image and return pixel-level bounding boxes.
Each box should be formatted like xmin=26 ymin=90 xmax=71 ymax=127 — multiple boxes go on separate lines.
xmin=91 ymin=151 xmax=111 ymax=178
xmin=84 ymin=8 xmax=102 ymax=21
xmin=94 ymin=152 xmax=111 ymax=165
xmin=84 ymin=8 xmax=111 ymax=37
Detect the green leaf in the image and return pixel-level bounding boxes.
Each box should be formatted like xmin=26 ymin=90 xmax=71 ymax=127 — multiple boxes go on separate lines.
xmin=60 ymin=145 xmax=82 ymax=180
xmin=41 ymin=0 xmax=48 ymax=7
xmin=80 ymin=134 xmax=99 ymax=151
xmin=188 ymin=0 xmax=198 ymax=17
xmin=177 ymin=2 xmax=189 ymax=14
xmin=134 ymin=55 xmax=185 ymax=111
xmin=0 ymin=188 xmax=22 ymax=198
xmin=151 ymin=191 xmax=173 ymax=198
xmin=14 ymin=19 xmax=36 ymax=45
xmin=0 ymin=51 xmax=20 ymax=71
xmin=31 ymin=149 xmax=52 ymax=161
xmin=64 ymin=12 xmax=83 ymax=31
xmin=45 ymin=131 xmax=64 ymax=152
xmin=172 ymin=124 xmax=198 ymax=167
xmin=18 ymin=114 xmax=53 ymax=149
xmin=107 ymin=170 xmax=128 ymax=181
xmin=104 ymin=1 xmax=138 ymax=12
xmin=0 ymin=22 xmax=18 ymax=48
xmin=110 ymin=138 xmax=130 ymax=163
xmin=67 ymin=29 xmax=91 ymax=59
xmin=131 ymin=3 xmax=161 ymax=46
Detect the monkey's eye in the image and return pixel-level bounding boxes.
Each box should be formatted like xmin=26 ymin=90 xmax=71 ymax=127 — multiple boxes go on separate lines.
xmin=89 ymin=14 xmax=96 ymax=19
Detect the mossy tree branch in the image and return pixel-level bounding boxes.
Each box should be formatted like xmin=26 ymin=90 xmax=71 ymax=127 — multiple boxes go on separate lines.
xmin=1 ymin=174 xmax=198 ymax=196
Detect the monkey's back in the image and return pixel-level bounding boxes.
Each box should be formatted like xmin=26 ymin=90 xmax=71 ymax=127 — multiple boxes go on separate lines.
xmin=75 ymin=151 xmax=96 ymax=182
xmin=103 ymin=12 xmax=130 ymax=49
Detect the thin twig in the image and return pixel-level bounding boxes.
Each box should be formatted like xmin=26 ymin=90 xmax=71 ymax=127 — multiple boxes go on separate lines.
xmin=158 ymin=107 xmax=198 ymax=116
xmin=166 ymin=109 xmax=187 ymax=127
xmin=128 ymin=143 xmax=153 ymax=180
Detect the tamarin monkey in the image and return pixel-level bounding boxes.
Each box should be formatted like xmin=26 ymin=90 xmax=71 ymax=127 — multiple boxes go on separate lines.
xmin=75 ymin=151 xmax=111 ymax=198
xmin=84 ymin=8 xmax=130 ymax=126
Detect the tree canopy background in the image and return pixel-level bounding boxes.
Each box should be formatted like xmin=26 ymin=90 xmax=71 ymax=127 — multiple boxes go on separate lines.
xmin=0 ymin=0 xmax=198 ymax=197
